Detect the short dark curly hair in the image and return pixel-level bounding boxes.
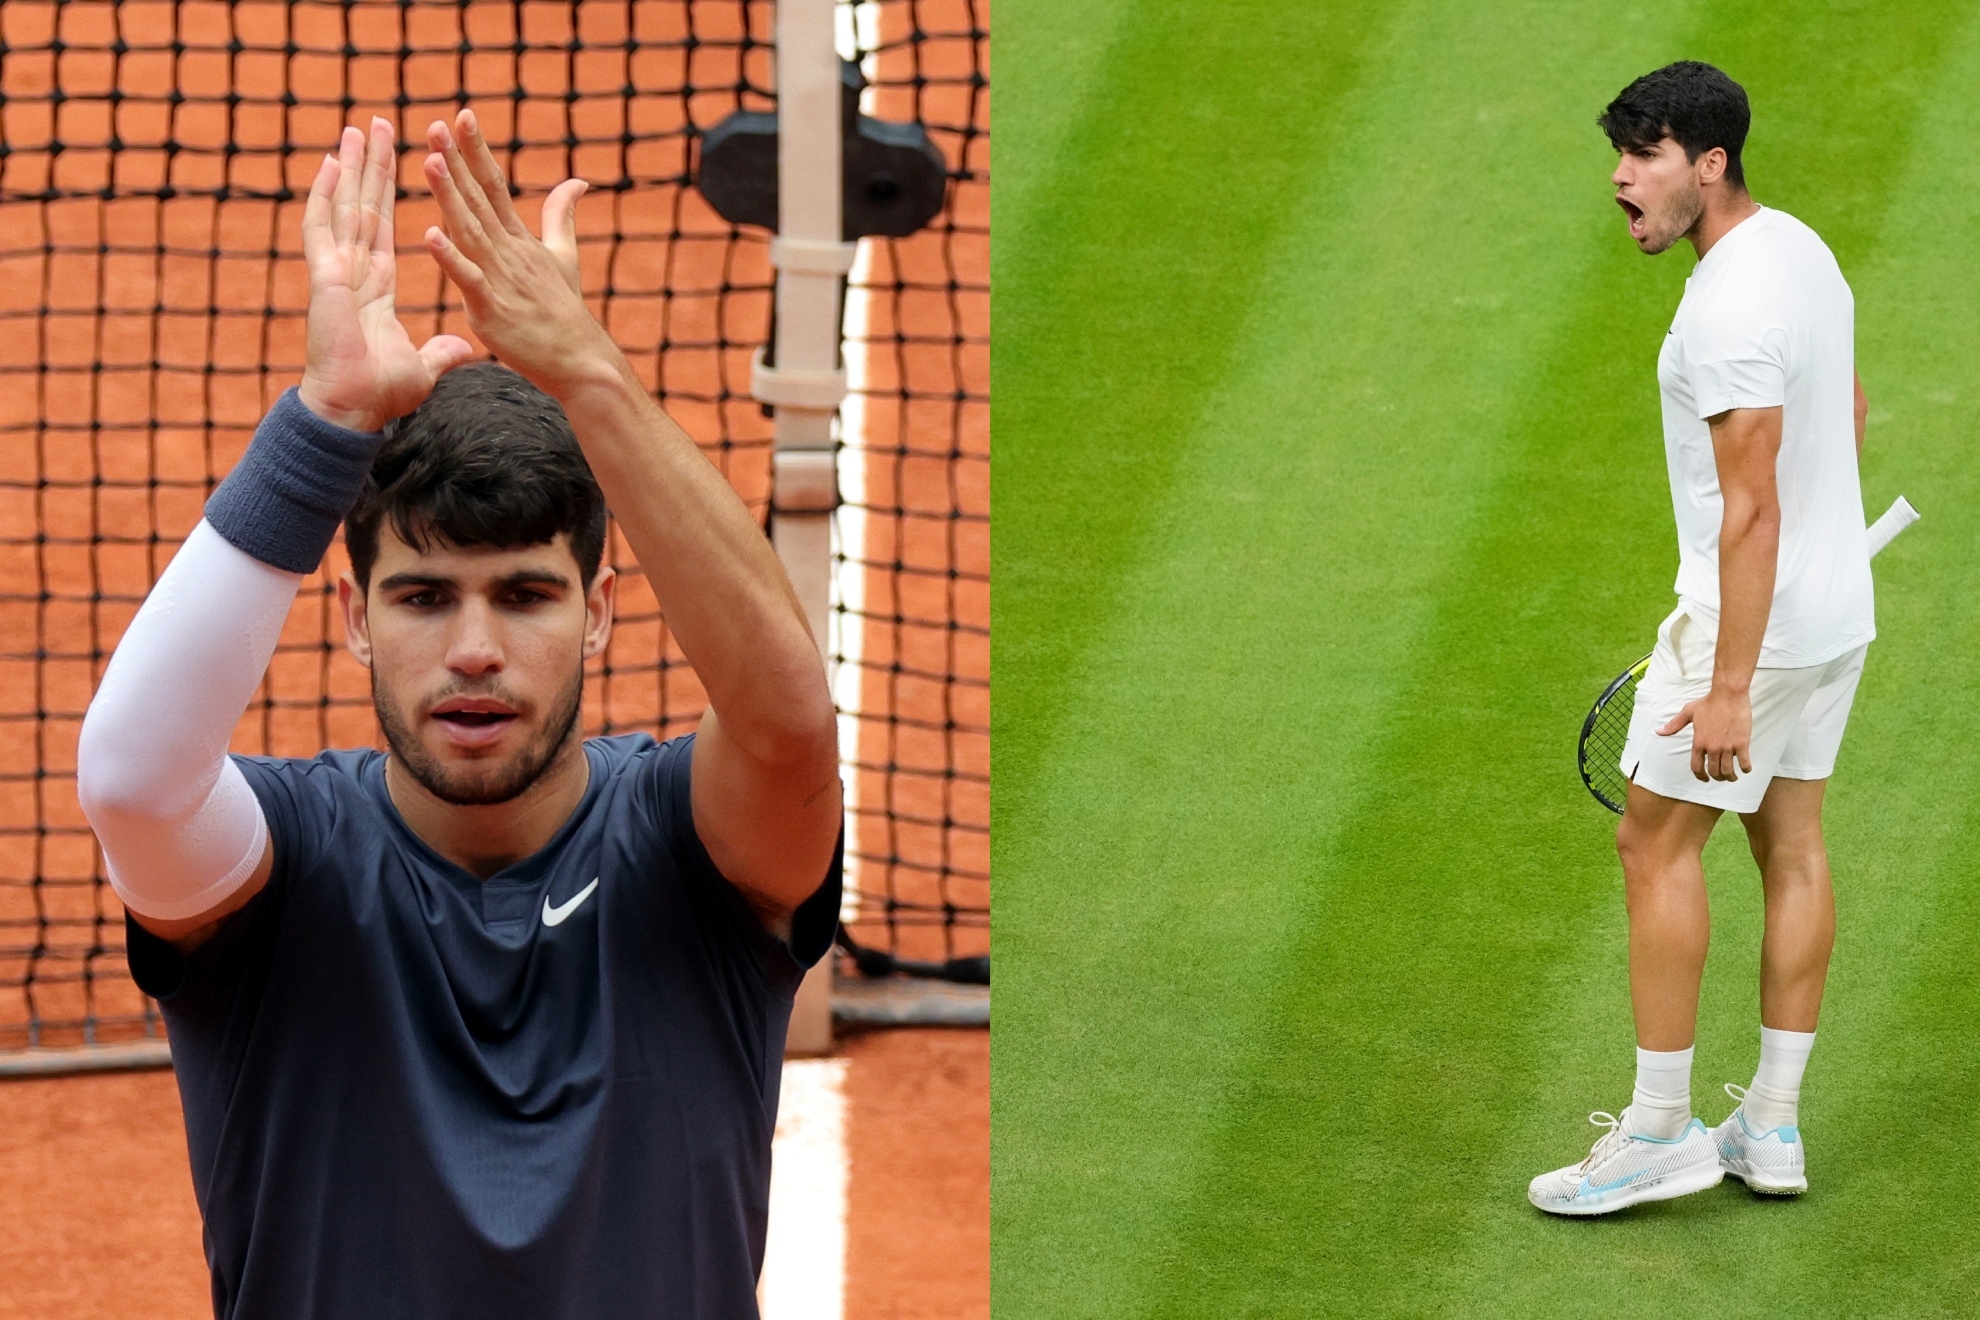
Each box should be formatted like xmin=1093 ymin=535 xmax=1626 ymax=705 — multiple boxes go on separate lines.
xmin=1599 ymin=61 xmax=1751 ymax=190
xmin=344 ymin=363 xmax=608 ymax=588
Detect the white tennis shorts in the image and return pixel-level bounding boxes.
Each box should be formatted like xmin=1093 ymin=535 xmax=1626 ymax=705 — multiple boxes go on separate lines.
xmin=1621 ymin=607 xmax=1867 ymax=814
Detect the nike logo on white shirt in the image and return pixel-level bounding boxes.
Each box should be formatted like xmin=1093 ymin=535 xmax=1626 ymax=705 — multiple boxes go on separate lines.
xmin=542 ymin=877 xmax=600 ymax=927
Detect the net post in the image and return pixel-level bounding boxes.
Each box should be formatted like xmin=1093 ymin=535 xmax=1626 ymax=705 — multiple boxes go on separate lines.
xmin=759 ymin=0 xmax=856 ymax=1058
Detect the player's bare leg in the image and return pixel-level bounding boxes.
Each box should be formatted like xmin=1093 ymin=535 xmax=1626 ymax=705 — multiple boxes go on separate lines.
xmin=1709 ymin=775 xmax=1830 ymax=1195
xmin=1616 ymin=783 xmax=1722 ymax=1051
xmin=1525 ymin=780 xmax=1729 ymax=1215
xmin=1741 ymin=776 xmax=1834 ymax=1032
xmin=1527 ymin=787 xmax=1730 ymax=1215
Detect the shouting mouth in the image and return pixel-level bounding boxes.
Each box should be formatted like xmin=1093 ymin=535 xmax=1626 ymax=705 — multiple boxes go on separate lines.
xmin=429 ymin=696 xmax=521 ymax=749
xmin=1617 ymin=195 xmax=1646 ymax=241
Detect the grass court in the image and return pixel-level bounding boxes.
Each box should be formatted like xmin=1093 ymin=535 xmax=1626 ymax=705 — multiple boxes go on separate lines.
xmin=993 ymin=1 xmax=1980 ymax=1313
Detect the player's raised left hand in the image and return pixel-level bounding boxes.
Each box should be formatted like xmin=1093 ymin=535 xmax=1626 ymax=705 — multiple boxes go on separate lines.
xmin=299 ymin=118 xmax=477 ymax=433
xmin=420 ymin=108 xmax=618 ymax=399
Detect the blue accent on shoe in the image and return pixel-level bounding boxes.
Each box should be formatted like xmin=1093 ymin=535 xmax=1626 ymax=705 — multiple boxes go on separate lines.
xmin=1735 ymin=1109 xmax=1799 ymax=1144
xmin=1622 ymin=1117 xmax=1706 ymax=1145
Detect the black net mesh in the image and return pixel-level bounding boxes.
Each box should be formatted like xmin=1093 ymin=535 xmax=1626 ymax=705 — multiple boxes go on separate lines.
xmin=0 ymin=0 xmax=988 ymax=1055
xmin=833 ymin=0 xmax=986 ymax=970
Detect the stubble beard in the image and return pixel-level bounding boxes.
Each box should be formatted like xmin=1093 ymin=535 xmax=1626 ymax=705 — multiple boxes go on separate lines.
xmin=374 ymin=666 xmax=585 ymax=807
xmin=1642 ymin=185 xmax=1705 ymax=256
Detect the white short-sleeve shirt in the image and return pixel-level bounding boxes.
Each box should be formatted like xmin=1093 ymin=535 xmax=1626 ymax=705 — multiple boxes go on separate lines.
xmin=1656 ymin=206 xmax=1874 ymax=667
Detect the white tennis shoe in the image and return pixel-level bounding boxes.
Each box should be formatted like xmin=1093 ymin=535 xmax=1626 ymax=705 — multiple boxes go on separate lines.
xmin=1711 ymin=1083 xmax=1808 ymax=1195
xmin=1528 ymin=1108 xmax=1723 ymax=1216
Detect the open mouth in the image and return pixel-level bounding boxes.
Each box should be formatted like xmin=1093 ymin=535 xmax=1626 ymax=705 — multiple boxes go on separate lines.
xmin=428 ymin=696 xmax=521 ymax=744
xmin=1617 ymin=196 xmax=1646 ymax=239
xmin=433 ymin=710 xmax=513 ymax=727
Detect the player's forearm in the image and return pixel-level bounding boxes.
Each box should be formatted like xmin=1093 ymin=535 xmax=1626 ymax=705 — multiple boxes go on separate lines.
xmin=555 ymin=363 xmax=834 ymax=763
xmin=77 ymin=521 xmax=293 ymax=918
xmin=415 ymin=109 xmax=830 ymax=763
xmin=79 ymin=391 xmax=386 ymax=919
xmin=1704 ymin=404 xmax=1782 ymax=698
xmin=1712 ymin=498 xmax=1778 ymax=696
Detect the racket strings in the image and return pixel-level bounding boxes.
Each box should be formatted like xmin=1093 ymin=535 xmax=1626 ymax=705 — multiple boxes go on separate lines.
xmin=1578 ymin=670 xmax=1641 ymax=814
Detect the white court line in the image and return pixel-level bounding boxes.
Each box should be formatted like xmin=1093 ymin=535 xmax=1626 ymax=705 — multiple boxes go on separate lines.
xmin=763 ymin=17 xmax=878 ymax=1320
xmin=831 ymin=244 xmax=874 ymax=929
xmin=827 ymin=0 xmax=884 ymax=929
xmin=760 ymin=1057 xmax=851 ymax=1320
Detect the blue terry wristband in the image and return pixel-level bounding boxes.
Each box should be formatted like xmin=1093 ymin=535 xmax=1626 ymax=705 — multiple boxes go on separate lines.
xmin=205 ymin=387 xmax=385 ymax=574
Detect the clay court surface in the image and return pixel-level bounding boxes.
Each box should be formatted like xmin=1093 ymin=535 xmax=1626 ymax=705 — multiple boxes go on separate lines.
xmin=0 ymin=1028 xmax=988 ymax=1318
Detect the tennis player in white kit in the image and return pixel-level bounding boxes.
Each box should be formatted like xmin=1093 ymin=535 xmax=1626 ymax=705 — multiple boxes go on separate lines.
xmin=1530 ymin=62 xmax=1875 ymax=1215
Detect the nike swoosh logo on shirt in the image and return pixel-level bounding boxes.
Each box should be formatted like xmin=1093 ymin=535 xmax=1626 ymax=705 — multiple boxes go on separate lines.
xmin=542 ymin=877 xmax=600 ymax=927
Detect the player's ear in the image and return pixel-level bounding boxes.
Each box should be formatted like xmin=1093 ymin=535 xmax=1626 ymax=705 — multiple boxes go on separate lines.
xmin=582 ymin=565 xmax=616 ymax=660
xmin=1697 ymin=145 xmax=1728 ymax=187
xmin=339 ymin=571 xmax=374 ymax=667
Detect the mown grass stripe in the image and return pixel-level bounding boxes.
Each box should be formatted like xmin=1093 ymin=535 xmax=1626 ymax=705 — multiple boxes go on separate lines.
xmin=993 ymin=3 xmax=1409 ymax=1311
xmin=991 ymin=0 xmax=1399 ymax=803
xmin=995 ymin=1 xmax=1980 ymax=1316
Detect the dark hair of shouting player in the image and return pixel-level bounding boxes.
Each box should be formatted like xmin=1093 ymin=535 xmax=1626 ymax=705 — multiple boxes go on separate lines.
xmin=75 ymin=111 xmax=842 ymax=1319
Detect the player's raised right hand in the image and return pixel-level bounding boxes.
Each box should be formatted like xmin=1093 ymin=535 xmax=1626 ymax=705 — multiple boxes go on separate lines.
xmin=298 ymin=119 xmax=475 ymax=433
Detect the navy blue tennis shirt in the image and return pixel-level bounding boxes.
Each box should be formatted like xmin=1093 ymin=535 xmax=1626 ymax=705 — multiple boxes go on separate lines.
xmin=127 ymin=732 xmax=840 ymax=1320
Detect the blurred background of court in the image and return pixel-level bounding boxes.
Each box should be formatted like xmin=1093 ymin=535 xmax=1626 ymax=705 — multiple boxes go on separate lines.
xmin=0 ymin=0 xmax=985 ymax=1313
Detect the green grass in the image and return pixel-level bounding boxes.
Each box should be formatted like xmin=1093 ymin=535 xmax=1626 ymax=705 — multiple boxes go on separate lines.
xmin=992 ymin=1 xmax=1980 ymax=1315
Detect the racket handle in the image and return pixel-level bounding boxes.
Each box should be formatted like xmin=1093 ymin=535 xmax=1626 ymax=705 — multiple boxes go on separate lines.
xmin=1867 ymin=495 xmax=1919 ymax=558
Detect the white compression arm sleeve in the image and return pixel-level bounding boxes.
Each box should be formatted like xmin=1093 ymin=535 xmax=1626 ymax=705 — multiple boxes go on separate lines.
xmin=76 ymin=519 xmax=303 ymax=921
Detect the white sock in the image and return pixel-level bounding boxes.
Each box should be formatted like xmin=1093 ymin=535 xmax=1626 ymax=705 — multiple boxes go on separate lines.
xmin=1745 ymin=1027 xmax=1815 ymax=1131
xmin=1627 ymin=1045 xmax=1694 ymax=1139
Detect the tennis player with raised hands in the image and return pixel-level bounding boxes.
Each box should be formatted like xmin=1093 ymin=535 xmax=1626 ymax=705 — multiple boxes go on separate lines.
xmin=1528 ymin=64 xmax=1876 ymax=1215
xmin=75 ymin=111 xmax=840 ymax=1317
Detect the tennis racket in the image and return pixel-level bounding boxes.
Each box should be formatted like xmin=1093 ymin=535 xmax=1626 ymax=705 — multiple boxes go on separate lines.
xmin=1576 ymin=495 xmax=1920 ymax=814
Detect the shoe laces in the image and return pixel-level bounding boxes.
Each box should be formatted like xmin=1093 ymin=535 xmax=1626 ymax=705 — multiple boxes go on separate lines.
xmin=1579 ymin=1110 xmax=1626 ymax=1170
xmin=1723 ymin=1081 xmax=1748 ymax=1113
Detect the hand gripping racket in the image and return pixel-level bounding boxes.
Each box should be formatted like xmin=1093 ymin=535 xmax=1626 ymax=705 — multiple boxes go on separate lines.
xmin=1576 ymin=496 xmax=1920 ymax=814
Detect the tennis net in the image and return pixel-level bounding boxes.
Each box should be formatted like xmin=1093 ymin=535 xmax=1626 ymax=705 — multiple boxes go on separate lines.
xmin=0 ymin=0 xmax=988 ymax=1057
